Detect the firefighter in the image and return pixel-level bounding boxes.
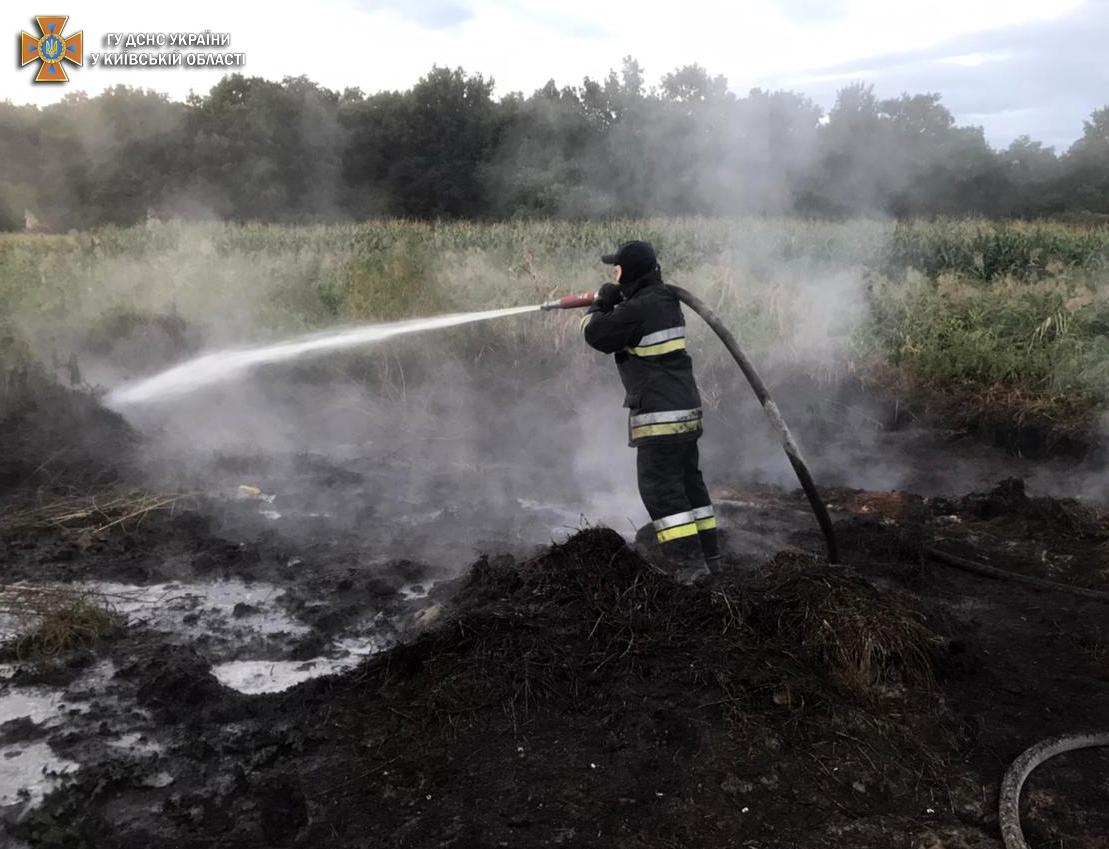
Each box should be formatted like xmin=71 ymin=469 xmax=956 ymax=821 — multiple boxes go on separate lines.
xmin=581 ymin=240 xmax=720 ymax=582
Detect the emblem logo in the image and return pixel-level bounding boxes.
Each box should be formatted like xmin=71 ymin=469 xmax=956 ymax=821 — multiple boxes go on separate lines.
xmin=21 ymin=16 xmax=83 ymax=82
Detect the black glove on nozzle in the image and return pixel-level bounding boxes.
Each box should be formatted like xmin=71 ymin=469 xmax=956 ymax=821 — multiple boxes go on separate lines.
xmin=591 ymin=282 xmax=623 ymax=313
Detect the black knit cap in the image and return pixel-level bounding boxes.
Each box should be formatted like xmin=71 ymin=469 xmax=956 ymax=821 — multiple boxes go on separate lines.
xmin=601 ymin=240 xmax=658 ymax=281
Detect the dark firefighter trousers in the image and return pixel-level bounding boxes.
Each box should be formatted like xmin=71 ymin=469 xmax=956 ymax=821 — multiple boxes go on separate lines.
xmin=637 ymin=440 xmax=720 ymax=565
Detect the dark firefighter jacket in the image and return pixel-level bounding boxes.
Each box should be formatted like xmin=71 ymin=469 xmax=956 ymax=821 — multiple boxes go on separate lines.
xmin=582 ymin=270 xmax=703 ymax=447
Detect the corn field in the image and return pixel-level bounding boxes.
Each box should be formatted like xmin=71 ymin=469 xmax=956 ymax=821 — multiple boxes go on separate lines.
xmin=3 ymin=216 xmax=1109 ymax=417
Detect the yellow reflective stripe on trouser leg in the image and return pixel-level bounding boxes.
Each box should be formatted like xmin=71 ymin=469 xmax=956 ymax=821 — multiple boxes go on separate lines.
xmin=580 ymin=313 xmax=591 ymax=332
xmin=631 ymin=419 xmax=702 ymax=440
xmin=630 ymin=408 xmax=702 ymax=442
xmin=658 ymin=522 xmax=698 ymax=543
xmin=691 ymin=504 xmax=716 ymax=531
xmin=654 ymin=510 xmax=699 ymax=543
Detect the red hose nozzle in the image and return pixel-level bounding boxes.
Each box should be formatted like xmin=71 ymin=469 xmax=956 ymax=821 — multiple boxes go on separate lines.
xmin=540 ymin=291 xmax=597 ymax=311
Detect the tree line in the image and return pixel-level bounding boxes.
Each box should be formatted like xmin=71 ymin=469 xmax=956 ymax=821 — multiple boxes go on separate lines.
xmin=1 ymin=58 xmax=1107 ymax=230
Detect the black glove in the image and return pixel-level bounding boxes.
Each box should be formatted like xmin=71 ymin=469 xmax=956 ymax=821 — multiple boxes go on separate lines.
xmin=592 ymin=283 xmax=623 ymax=313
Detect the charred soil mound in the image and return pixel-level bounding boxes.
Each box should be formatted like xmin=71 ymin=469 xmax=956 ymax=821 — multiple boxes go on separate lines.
xmin=0 ymin=371 xmax=136 ymax=493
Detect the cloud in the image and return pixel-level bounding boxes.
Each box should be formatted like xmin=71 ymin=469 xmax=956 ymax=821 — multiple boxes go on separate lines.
xmin=936 ymin=51 xmax=1013 ymax=68
xmin=2 ymin=0 xmax=1101 ymax=149
xmin=773 ymin=0 xmax=1107 ymax=149
xmin=767 ymin=0 xmax=852 ymax=23
xmin=352 ymin=0 xmax=473 ymax=30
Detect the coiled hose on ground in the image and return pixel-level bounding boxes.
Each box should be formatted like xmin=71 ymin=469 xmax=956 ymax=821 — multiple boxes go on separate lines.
xmin=999 ymin=732 xmax=1109 ymax=849
xmin=669 ymin=285 xmax=1108 ymax=841
xmin=668 ymin=284 xmax=838 ymax=564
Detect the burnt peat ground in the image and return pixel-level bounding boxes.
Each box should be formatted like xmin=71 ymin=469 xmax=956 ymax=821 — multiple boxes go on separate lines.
xmin=2 ymin=477 xmax=1108 ymax=847
xmin=1 ymin=380 xmax=1108 ymax=848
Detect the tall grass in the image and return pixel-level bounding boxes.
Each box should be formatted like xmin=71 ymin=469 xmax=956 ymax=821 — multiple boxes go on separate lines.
xmin=883 ymin=219 xmax=1109 ymax=283
xmin=3 ymin=217 xmax=1109 ymax=421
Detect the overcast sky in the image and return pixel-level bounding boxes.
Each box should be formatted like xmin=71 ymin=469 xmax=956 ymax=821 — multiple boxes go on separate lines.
xmin=6 ymin=0 xmax=1107 ymax=151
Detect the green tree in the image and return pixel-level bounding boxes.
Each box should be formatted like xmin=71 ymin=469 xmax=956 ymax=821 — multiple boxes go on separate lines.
xmin=660 ymin=64 xmax=729 ymax=103
xmin=1001 ymin=136 xmax=1062 ymax=216
xmin=804 ymin=83 xmax=892 ymax=215
xmin=385 ymin=66 xmax=499 ymax=218
xmin=0 ymin=62 xmax=1101 ymax=225
xmin=1064 ymin=106 xmax=1109 ymax=212
xmin=0 ymin=102 xmax=44 ymax=227
xmin=183 ymin=74 xmax=343 ymax=221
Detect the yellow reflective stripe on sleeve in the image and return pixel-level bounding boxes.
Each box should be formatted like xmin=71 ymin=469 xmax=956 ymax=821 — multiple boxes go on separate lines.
xmin=628 ymin=338 xmax=687 ymax=357
xmin=580 ymin=313 xmax=590 ymax=332
xmin=638 ymin=327 xmax=685 ymax=346
xmin=657 ymin=522 xmax=698 ymax=543
xmin=630 ymin=419 xmax=702 ymax=440
xmin=695 ymin=517 xmax=717 ymax=531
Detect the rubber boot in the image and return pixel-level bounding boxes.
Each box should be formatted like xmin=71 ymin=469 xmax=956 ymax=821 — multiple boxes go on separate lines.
xmin=660 ymin=535 xmax=711 ymax=585
xmin=699 ymin=526 xmax=722 ymax=574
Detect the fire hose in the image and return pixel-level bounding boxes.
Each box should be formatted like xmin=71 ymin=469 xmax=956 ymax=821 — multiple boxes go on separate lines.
xmin=924 ymin=545 xmax=1109 ymax=604
xmin=541 ymin=286 xmax=838 ymax=564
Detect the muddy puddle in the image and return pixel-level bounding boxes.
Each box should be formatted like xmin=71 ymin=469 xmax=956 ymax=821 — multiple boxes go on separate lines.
xmin=0 ymin=662 xmax=113 ymax=811
xmin=0 ymin=465 xmax=647 ymax=827
xmin=0 ymin=571 xmax=397 ymax=821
